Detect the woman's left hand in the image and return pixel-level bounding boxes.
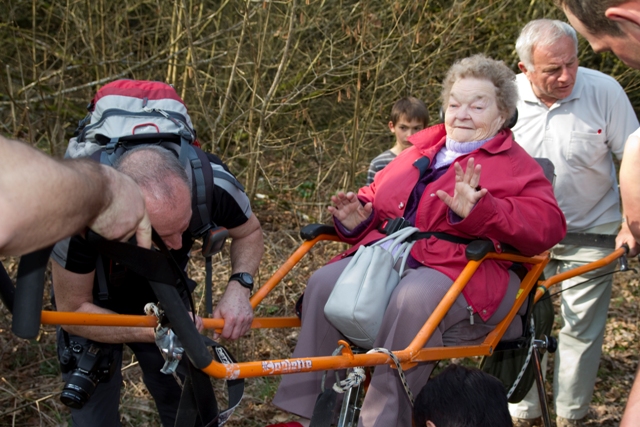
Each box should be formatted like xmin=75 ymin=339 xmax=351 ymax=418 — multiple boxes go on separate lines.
xmin=436 ymin=157 xmax=488 ymax=218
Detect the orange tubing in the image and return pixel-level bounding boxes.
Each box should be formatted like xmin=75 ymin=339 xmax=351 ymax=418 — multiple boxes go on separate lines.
xmin=36 ymin=234 xmax=626 ymax=380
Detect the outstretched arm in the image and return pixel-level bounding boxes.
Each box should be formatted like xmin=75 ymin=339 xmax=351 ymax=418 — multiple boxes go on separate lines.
xmin=0 ymin=136 xmax=151 ymax=255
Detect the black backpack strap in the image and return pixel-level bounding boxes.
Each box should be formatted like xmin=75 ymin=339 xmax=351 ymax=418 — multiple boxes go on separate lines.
xmin=95 ymin=255 xmax=110 ymax=301
xmin=186 ymin=145 xmax=215 ymax=238
xmin=187 ymin=147 xmax=218 ymax=315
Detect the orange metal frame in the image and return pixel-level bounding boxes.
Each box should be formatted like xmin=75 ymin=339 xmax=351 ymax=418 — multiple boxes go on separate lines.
xmin=39 ymin=233 xmax=626 ymax=380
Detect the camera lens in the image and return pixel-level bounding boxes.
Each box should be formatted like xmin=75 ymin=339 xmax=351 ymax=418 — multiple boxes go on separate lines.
xmin=60 ymin=371 xmax=98 ymax=409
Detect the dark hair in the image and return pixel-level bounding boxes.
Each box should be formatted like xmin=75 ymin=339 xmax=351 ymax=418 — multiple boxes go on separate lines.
xmin=412 ymin=364 xmax=513 ymax=427
xmin=555 ymin=0 xmax=624 ymax=36
xmin=390 ymin=96 xmax=429 ymax=127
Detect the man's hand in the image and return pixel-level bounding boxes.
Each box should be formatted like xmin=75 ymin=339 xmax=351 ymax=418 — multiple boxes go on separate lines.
xmin=212 ymin=281 xmax=253 ymax=340
xmin=616 ymin=220 xmax=639 ymax=257
xmin=89 ymin=166 xmax=152 ymax=249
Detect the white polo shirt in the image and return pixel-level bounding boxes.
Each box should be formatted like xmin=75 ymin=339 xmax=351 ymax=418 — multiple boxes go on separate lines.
xmin=512 ymin=67 xmax=639 ymax=232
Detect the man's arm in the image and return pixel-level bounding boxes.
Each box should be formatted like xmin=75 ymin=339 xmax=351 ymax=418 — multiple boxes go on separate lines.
xmin=621 ymin=363 xmax=640 ymax=427
xmin=212 ymin=213 xmax=264 ymax=340
xmin=52 ymin=261 xmax=155 ymax=343
xmin=620 ymin=133 xmax=640 ymax=247
xmin=0 ymin=136 xmax=151 ymax=255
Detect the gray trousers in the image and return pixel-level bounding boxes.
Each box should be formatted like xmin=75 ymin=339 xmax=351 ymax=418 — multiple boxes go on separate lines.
xmin=509 ymin=221 xmax=619 ymax=420
xmin=273 ymin=257 xmax=520 ymax=427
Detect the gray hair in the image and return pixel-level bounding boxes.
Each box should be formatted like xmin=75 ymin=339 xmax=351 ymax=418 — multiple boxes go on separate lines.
xmin=114 ymin=145 xmax=191 ymax=205
xmin=441 ymin=54 xmax=518 ymax=122
xmin=516 ymin=19 xmax=578 ymax=70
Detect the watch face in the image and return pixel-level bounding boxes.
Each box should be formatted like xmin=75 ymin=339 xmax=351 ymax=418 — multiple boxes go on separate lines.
xmin=231 ymin=273 xmax=253 ymax=290
xmin=239 ymin=273 xmax=253 ymax=285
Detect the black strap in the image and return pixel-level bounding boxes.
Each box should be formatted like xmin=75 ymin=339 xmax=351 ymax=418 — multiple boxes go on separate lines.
xmin=174 ymin=337 xmax=245 ymax=427
xmin=380 ymin=218 xmax=474 ymax=245
xmin=205 ymin=257 xmax=213 ymax=315
xmin=407 ymin=231 xmax=474 ymax=245
xmin=96 ymin=256 xmax=110 ymax=301
xmin=12 ymin=246 xmax=53 ymax=339
xmin=84 ymin=231 xmax=245 ymax=426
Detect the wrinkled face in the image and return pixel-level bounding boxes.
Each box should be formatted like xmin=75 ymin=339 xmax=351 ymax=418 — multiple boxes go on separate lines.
xmin=564 ymin=8 xmax=640 ymax=70
xmin=389 ymin=116 xmax=426 ymax=149
xmin=444 ymin=77 xmax=505 ymax=143
xmin=145 ymin=180 xmax=192 ymax=250
xmin=519 ymin=35 xmax=579 ymax=107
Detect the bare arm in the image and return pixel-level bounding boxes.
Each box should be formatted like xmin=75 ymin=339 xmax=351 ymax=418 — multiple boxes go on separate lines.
xmin=620 ymin=133 xmax=640 ymax=250
xmin=0 ymin=135 xmax=151 ymax=255
xmin=212 ymin=213 xmax=264 ymax=340
xmin=52 ymin=261 xmax=155 ymax=343
xmin=621 ymin=363 xmax=640 ymax=427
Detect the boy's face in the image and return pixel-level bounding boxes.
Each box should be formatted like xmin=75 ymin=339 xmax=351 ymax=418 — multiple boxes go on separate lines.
xmin=389 ymin=116 xmax=425 ymax=149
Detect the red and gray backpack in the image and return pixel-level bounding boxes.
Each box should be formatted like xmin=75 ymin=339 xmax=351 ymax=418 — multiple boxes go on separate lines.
xmin=68 ymin=79 xmax=232 ymax=312
xmin=67 ymin=79 xmax=228 ymax=254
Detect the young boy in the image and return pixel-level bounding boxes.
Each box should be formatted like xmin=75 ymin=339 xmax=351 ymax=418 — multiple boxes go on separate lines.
xmin=366 ymin=96 xmax=429 ymax=185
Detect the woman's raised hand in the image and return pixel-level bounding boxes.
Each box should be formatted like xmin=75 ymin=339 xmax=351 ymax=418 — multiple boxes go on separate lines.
xmin=436 ymin=157 xmax=488 ymax=219
xmin=327 ymin=191 xmax=373 ymax=231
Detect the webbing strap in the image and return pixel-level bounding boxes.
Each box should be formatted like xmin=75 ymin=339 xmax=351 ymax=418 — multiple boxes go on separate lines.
xmin=182 ymin=141 xmax=212 ymax=237
xmin=406 ymin=231 xmax=474 ymax=245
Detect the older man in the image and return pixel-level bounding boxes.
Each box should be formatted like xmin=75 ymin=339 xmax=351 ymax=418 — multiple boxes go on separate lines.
xmin=51 ymin=146 xmax=263 ymax=427
xmin=555 ymin=2 xmax=640 ymax=425
xmin=508 ymin=19 xmax=638 ymax=427
xmin=556 ymin=1 xmax=640 ymax=253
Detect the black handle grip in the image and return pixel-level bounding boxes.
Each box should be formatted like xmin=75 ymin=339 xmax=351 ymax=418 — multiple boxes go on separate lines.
xmin=11 ymin=246 xmax=53 ymax=339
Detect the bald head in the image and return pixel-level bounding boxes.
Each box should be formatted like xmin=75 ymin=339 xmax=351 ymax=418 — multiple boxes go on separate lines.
xmin=114 ymin=146 xmax=192 ymax=249
xmin=114 ymin=145 xmax=191 ymax=206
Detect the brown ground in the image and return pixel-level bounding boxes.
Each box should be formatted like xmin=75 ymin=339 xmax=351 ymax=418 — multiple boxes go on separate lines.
xmin=0 ymin=205 xmax=638 ymax=426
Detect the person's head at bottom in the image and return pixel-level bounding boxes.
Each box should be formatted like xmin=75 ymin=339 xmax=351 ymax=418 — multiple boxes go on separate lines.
xmin=412 ymin=364 xmax=513 ymax=427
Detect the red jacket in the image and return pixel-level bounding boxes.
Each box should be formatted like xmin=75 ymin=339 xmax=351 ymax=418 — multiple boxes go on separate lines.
xmin=334 ymin=124 xmax=566 ymax=321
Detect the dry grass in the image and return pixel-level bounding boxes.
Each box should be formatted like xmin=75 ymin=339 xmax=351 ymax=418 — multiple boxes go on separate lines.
xmin=1 ymin=0 xmax=640 ymax=425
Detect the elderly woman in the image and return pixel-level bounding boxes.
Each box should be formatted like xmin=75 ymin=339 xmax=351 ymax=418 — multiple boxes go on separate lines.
xmin=269 ymin=54 xmax=566 ymax=427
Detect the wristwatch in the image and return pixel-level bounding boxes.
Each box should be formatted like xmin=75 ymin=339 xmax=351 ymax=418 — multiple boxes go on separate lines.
xmin=229 ymin=272 xmax=254 ymax=292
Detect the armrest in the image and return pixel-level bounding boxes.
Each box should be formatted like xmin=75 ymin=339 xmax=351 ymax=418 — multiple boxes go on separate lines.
xmin=300 ymin=224 xmax=338 ymax=240
xmin=465 ymin=240 xmax=520 ymax=261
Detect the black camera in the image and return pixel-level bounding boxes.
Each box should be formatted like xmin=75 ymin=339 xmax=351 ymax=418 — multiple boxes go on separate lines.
xmin=59 ymin=341 xmax=116 ymax=409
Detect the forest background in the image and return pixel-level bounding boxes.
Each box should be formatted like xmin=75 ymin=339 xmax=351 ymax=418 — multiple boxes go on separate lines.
xmin=1 ymin=0 xmax=640 ymax=425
